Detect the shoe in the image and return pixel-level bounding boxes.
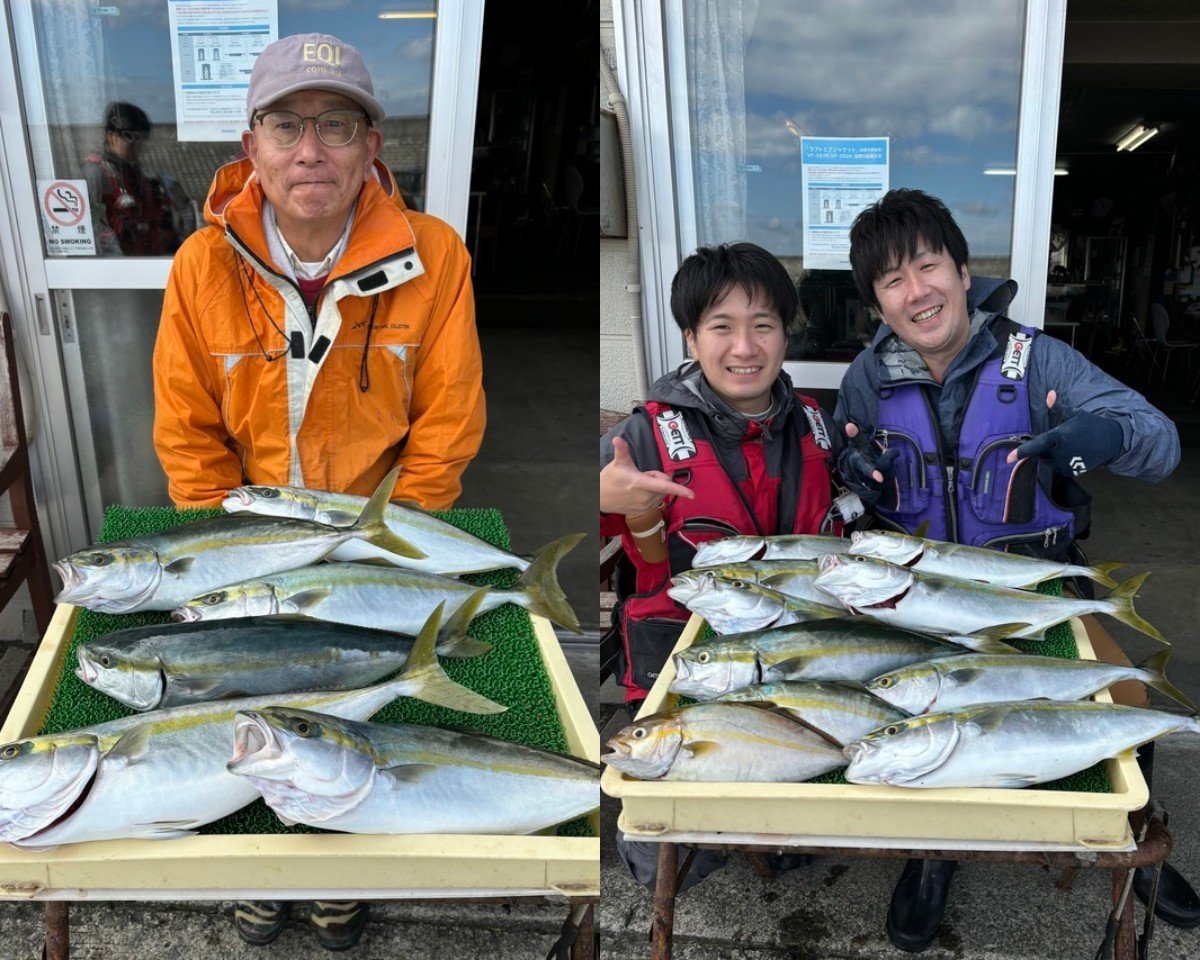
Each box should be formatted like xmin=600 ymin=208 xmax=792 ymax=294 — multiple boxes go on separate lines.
xmin=233 ymin=900 xmax=290 ymax=946
xmin=886 ymin=859 xmax=957 ymax=953
xmin=311 ymin=901 xmax=369 ymax=951
xmin=1134 ymin=861 xmax=1200 ymax=929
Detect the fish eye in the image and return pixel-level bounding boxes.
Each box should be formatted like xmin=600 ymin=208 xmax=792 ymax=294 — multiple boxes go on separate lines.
xmin=251 ymin=487 xmax=279 ymax=498
xmin=292 ymin=719 xmax=316 ymax=737
xmin=0 ymin=743 xmax=26 ymax=760
xmin=883 ymin=725 xmax=901 ymax=736
xmin=99 ymin=655 xmax=112 ymax=668
xmin=203 ymin=592 xmax=226 ymax=605
xmin=90 ymin=553 xmax=110 ymax=566
xmin=854 ymin=556 xmax=868 ymax=562
xmin=730 ymin=579 xmax=746 ymax=589
xmin=696 ymin=651 xmax=711 ymax=664
xmin=631 ymin=727 xmax=647 ymax=740
xmin=876 ymin=676 xmax=893 ymax=688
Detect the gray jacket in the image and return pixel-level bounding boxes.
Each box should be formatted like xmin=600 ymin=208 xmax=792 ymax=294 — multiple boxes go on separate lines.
xmin=833 ymin=277 xmax=1180 ymax=484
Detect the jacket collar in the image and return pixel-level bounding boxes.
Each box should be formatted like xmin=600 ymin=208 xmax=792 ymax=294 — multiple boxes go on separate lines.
xmin=649 ymin=362 xmax=797 ymax=442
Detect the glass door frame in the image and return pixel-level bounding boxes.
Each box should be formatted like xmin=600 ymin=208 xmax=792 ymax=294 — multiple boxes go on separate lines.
xmin=0 ymin=0 xmax=485 ymax=560
xmin=614 ymin=0 xmax=1067 ymax=390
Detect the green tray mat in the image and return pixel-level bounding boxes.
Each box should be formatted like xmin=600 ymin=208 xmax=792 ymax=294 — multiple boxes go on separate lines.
xmin=39 ymin=505 xmax=595 ymax=838
xmin=687 ymin=578 xmax=1113 ymax=793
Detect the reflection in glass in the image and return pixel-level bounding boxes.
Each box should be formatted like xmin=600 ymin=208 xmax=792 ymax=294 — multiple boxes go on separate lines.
xmin=20 ymin=2 xmax=439 ymax=256
xmin=679 ymin=0 xmax=1025 ymax=362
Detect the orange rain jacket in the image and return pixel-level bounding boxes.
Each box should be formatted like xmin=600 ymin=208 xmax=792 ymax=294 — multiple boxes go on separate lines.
xmin=153 ymin=157 xmax=485 ymax=509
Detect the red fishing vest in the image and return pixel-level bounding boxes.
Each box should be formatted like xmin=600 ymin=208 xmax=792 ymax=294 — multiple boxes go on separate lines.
xmin=615 ymin=395 xmax=838 ymax=699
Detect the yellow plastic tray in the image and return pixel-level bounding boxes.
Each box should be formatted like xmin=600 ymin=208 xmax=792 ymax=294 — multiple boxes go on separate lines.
xmin=0 ymin=605 xmax=599 ymax=900
xmin=601 ymin=616 xmax=1145 ymax=852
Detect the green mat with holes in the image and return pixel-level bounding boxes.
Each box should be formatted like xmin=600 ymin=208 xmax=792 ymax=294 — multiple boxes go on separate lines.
xmin=687 ymin=577 xmax=1113 ymax=793
xmin=39 ymin=505 xmax=595 ymax=838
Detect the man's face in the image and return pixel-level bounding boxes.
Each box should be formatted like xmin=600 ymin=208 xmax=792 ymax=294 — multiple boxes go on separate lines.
xmin=871 ymin=243 xmax=972 ymax=368
xmin=242 ymin=89 xmax=382 ymax=234
xmin=684 ymin=285 xmax=787 ymax=414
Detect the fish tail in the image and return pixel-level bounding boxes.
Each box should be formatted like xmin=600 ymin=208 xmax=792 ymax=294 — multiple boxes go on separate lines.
xmin=435 ymin=587 xmax=492 ymax=658
xmin=516 ymin=533 xmax=586 ymax=633
xmin=347 ymin=467 xmax=427 ymax=560
xmin=393 ymin=603 xmax=506 ymax=714
xmin=1089 ymin=561 xmax=1124 ymax=589
xmin=1135 ymin=649 xmax=1196 ymax=710
xmin=1106 ymin=572 xmax=1169 ymax=645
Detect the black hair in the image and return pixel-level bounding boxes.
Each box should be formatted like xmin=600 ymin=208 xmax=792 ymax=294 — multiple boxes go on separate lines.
xmin=669 ymin=242 xmax=800 ymax=334
xmin=848 ymin=189 xmax=969 ymax=308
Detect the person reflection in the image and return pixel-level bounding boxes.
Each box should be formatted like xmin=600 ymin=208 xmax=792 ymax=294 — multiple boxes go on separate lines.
xmin=85 ymin=101 xmax=195 ymax=255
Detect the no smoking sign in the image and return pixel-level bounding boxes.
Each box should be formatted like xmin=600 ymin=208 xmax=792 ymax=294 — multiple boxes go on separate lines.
xmin=37 ymin=179 xmax=96 ymax=255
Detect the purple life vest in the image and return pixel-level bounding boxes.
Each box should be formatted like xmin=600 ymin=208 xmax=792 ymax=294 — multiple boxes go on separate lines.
xmin=871 ymin=322 xmax=1076 ymax=557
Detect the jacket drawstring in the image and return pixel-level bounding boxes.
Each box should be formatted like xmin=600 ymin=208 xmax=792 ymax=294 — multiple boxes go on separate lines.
xmin=236 ymin=256 xmax=290 ymax=361
xmin=358 ymin=295 xmax=380 ymax=392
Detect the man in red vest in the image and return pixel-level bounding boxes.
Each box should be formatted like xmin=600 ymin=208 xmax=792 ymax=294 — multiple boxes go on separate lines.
xmin=600 ymin=242 xmax=840 ymax=706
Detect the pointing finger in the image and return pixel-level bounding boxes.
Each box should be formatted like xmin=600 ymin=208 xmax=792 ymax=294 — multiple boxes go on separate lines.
xmin=1013 ymin=432 xmax=1054 ymax=462
xmin=1046 ymin=389 xmax=1057 ymax=411
xmin=610 ymin=435 xmax=634 ymax=465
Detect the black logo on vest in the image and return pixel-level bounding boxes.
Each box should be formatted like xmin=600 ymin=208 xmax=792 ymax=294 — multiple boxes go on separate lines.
xmin=655 ymin=409 xmax=697 ymax=461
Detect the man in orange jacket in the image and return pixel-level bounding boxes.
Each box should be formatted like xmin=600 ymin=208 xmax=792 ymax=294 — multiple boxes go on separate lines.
xmin=153 ymin=33 xmax=485 ymax=511
xmin=152 ymin=33 xmax=485 ymax=950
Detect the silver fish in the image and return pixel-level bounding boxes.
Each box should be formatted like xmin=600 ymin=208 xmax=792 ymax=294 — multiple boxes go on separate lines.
xmin=2 ymin=605 xmax=505 ymax=848
xmin=684 ymin=560 xmax=829 ymax=607
xmin=692 ymin=534 xmax=853 ymax=566
xmin=848 ymin=530 xmax=1122 ymax=589
xmin=715 ymin=681 xmax=908 ymax=746
xmin=666 ymin=571 xmax=843 ymax=635
xmin=228 ymin=707 xmax=599 ymax=835
xmin=814 ymin=554 xmax=1166 ymax=643
xmin=866 ymin=649 xmax=1194 ymax=715
xmin=602 ymin=702 xmax=845 ymax=782
xmin=223 ymin=484 xmax=548 ymax=577
xmin=76 ymin=589 xmax=491 ymax=712
xmin=173 ymin=535 xmax=584 ymax=635
xmin=0 ymin=732 xmax=100 ymax=844
xmin=670 ymin=619 xmax=1020 ymax=700
xmin=53 ymin=468 xmax=422 ymax=614
xmin=844 ymin=700 xmax=1200 ymax=789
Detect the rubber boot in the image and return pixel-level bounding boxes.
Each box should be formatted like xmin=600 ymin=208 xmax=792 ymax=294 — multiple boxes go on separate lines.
xmin=1132 ymin=742 xmax=1200 ymax=928
xmin=311 ymin=901 xmax=369 ymax=951
xmin=233 ymin=900 xmax=290 ymax=946
xmin=886 ymin=859 xmax=957 ymax=953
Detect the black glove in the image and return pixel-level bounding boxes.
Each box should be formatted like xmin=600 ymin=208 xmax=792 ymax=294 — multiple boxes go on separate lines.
xmin=838 ymin=430 xmax=900 ymax=502
xmin=1014 ymin=412 xmax=1123 ymax=477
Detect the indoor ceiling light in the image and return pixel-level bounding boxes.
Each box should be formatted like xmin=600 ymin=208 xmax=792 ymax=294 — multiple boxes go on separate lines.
xmin=378 ymin=10 xmax=437 ymax=18
xmin=1115 ymin=124 xmax=1159 ymax=152
xmin=983 ymin=166 xmax=1068 ymax=176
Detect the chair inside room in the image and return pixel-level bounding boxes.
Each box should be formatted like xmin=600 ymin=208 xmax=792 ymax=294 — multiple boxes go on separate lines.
xmin=1149 ymin=301 xmax=1200 ymax=388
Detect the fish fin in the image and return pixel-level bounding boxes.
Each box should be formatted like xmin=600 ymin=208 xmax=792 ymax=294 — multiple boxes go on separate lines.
xmin=971 ymin=623 xmax=1031 ymax=641
xmin=394 ymin=603 xmax=507 ymax=715
xmin=760 ymin=573 xmax=798 ymax=588
xmin=942 ymin=668 xmax=983 ymax=686
xmin=127 ymin=822 xmax=199 ymax=840
xmin=345 ymin=466 xmax=427 ymax=560
xmin=913 ymin=520 xmax=931 ymax=539
xmin=381 ymin=762 xmax=438 ymax=782
xmin=162 ymin=557 xmax=195 ymax=576
xmin=289 ymin=588 xmax=332 ymax=612
xmin=1091 ymin=561 xmax=1124 ymax=589
xmin=435 ymin=587 xmax=492 ymax=658
xmin=685 ymin=740 xmax=721 ymax=757
xmin=516 ymin=533 xmax=586 ymax=633
xmin=167 ymin=676 xmax=226 ymax=699
xmin=350 ymin=557 xmax=403 ymax=568
xmin=991 ymin=774 xmax=1041 ymax=788
xmin=107 ymin=726 xmax=153 ymax=764
xmin=961 ymin=705 xmax=1016 ymax=737
xmin=766 ymin=657 xmax=809 ymax=677
xmin=1137 ymin=649 xmax=1197 ymax=710
xmin=1107 ymin=572 xmax=1169 ymax=645
xmin=394 ymin=499 xmax=426 ymax=512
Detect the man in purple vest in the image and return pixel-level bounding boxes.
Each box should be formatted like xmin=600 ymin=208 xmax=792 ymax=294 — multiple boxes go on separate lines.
xmin=836 ymin=189 xmax=1192 ymax=951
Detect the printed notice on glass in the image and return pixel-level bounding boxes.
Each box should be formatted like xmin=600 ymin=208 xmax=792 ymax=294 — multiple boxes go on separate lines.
xmin=168 ymin=0 xmax=278 ymax=142
xmin=38 ymin=180 xmax=96 ymax=256
xmin=801 ymin=138 xmax=889 ymax=270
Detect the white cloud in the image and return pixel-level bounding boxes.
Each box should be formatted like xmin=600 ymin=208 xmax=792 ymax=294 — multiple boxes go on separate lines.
xmin=402 ymin=34 xmax=434 ymax=59
xmin=954 ymin=199 xmax=1002 ymax=217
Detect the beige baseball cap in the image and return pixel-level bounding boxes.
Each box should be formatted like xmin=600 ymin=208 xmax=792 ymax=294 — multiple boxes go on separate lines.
xmin=246 ymin=33 xmax=385 ymax=127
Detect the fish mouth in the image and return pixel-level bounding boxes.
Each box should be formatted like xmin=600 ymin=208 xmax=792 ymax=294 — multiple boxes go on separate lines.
xmin=74 ymin=651 xmax=97 ymax=685
xmin=843 ymin=742 xmax=865 ymax=764
xmin=600 ymin=739 xmax=632 ymax=765
xmin=228 ymin=711 xmax=280 ymax=771
xmin=52 ymin=562 xmax=81 ymax=598
xmin=171 ymin=607 xmax=200 ymax=623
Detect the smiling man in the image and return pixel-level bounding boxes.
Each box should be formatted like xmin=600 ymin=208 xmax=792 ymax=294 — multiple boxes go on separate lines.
xmin=153 ymin=33 xmax=484 ymax=512
xmin=835 ymin=189 xmax=1190 ymax=952
xmin=151 ymin=33 xmax=484 ymax=950
xmin=600 ymin=243 xmax=841 ymax=706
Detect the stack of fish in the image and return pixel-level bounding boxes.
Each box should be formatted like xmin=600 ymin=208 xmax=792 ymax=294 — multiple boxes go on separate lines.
xmin=604 ymin=529 xmax=1198 ymax=791
xmin=1 ymin=477 xmax=598 ymax=846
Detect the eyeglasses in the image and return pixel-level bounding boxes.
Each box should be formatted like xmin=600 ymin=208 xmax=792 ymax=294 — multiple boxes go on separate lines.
xmin=115 ymin=130 xmax=149 ymax=143
xmin=253 ymin=109 xmax=370 ymax=148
